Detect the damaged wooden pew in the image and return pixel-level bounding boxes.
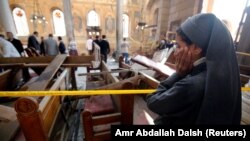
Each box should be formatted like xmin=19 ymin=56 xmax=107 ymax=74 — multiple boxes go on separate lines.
xmin=81 ymin=60 xmax=160 ymax=141
xmin=0 ymin=54 xmax=96 ymax=141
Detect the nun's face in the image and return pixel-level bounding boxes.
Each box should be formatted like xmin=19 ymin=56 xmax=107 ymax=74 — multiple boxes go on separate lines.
xmin=174 ymin=34 xmax=190 ymax=57
xmin=175 ymin=34 xmax=202 ymax=62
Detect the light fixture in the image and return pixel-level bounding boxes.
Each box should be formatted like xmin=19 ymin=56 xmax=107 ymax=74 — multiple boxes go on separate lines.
xmin=137 ymin=22 xmax=147 ymax=30
xmin=30 ymin=0 xmax=48 ymax=29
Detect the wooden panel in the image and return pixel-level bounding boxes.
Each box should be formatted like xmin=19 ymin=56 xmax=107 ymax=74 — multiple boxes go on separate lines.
xmin=101 ymin=61 xmax=119 ymax=84
xmin=49 ymin=68 xmax=69 ymax=91
xmin=0 ymin=63 xmax=91 ymax=68
xmin=240 ymin=74 xmax=250 ymax=86
xmin=239 ymin=64 xmax=250 ymax=75
xmin=96 ymin=75 xmax=142 ymax=90
xmin=0 ymin=70 xmax=11 ymax=90
xmin=0 ymin=105 xmax=16 ymax=122
xmin=0 ymin=56 xmax=95 ymax=65
xmin=140 ymin=73 xmax=160 ymax=89
xmin=41 ymin=96 xmax=61 ymax=134
xmin=92 ymin=113 xmax=121 ymax=125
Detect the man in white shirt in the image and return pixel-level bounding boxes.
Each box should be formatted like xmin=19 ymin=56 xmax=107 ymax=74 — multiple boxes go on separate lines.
xmin=121 ymin=38 xmax=130 ymax=64
xmin=0 ymin=34 xmax=20 ymax=57
xmin=86 ymin=36 xmax=93 ymax=55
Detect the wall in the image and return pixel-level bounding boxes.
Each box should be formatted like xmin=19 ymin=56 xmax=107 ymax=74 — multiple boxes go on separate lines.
xmin=8 ymin=0 xmax=202 ymax=56
xmin=8 ymin=0 xmax=145 ymax=55
xmin=142 ymin=0 xmax=202 ymax=54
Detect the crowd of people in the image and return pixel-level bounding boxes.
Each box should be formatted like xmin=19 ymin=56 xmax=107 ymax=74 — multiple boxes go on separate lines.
xmin=1 ymin=30 xmax=133 ymax=68
xmin=0 ymin=31 xmax=80 ymax=82
xmin=0 ymin=31 xmax=83 ymax=58
xmin=85 ymin=34 xmax=111 ymax=63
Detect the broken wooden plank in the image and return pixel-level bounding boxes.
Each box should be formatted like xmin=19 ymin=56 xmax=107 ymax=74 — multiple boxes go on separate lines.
xmin=0 ymin=55 xmax=95 ymax=65
xmin=27 ymin=54 xmax=67 ymax=91
xmin=0 ymin=105 xmax=17 ymax=122
xmin=0 ymin=63 xmax=91 ymax=68
xmin=96 ymin=75 xmax=142 ymax=90
xmin=0 ymin=70 xmax=11 ymax=91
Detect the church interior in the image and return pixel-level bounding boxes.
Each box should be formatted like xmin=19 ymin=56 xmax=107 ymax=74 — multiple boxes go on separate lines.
xmin=0 ymin=0 xmax=250 ymax=141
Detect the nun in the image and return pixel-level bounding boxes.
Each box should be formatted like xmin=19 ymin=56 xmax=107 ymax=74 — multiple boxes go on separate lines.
xmin=146 ymin=13 xmax=242 ymax=125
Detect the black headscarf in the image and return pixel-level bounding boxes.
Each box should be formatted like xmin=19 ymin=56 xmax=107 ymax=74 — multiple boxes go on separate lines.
xmin=180 ymin=13 xmax=242 ymax=124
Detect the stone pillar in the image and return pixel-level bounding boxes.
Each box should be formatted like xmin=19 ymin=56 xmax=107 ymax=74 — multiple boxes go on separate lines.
xmin=156 ymin=0 xmax=170 ymax=41
xmin=116 ymin=0 xmax=123 ymax=60
xmin=62 ymin=0 xmax=74 ymax=39
xmin=0 ymin=0 xmax=17 ymax=36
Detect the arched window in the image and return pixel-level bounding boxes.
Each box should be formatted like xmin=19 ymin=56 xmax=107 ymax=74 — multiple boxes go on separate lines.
xmin=52 ymin=9 xmax=66 ymax=36
xmin=123 ymin=14 xmax=129 ymax=38
xmin=12 ymin=7 xmax=29 ymax=36
xmin=87 ymin=10 xmax=100 ymax=26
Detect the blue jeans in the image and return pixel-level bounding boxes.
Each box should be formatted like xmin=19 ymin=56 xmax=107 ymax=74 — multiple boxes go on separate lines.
xmin=122 ymin=53 xmax=129 ymax=64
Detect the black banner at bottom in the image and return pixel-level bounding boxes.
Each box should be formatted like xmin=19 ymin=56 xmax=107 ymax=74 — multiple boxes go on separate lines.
xmin=111 ymin=125 xmax=250 ymax=140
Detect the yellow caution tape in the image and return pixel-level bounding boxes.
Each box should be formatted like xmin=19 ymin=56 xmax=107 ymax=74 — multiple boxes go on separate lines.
xmin=0 ymin=87 xmax=249 ymax=97
xmin=241 ymin=87 xmax=250 ymax=91
xmin=0 ymin=89 xmax=156 ymax=97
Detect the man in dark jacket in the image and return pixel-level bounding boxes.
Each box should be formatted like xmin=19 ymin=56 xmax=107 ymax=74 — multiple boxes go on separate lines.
xmin=58 ymin=36 xmax=66 ymax=54
xmin=27 ymin=31 xmax=40 ymax=53
xmin=6 ymin=32 xmax=24 ymax=56
xmin=99 ymin=35 xmax=110 ymax=63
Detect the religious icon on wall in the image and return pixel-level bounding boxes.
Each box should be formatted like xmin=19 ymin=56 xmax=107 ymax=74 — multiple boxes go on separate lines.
xmin=132 ymin=0 xmax=138 ymax=4
xmin=105 ymin=16 xmax=115 ymax=33
xmin=73 ymin=15 xmax=83 ymax=32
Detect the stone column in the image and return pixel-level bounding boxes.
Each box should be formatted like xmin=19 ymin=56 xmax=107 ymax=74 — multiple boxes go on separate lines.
xmin=0 ymin=0 xmax=17 ymax=36
xmin=156 ymin=0 xmax=170 ymax=41
xmin=62 ymin=0 xmax=74 ymax=39
xmin=115 ymin=0 xmax=123 ymax=60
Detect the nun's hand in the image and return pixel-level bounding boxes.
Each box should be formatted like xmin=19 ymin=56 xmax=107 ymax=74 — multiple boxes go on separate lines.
xmin=175 ymin=46 xmax=193 ymax=76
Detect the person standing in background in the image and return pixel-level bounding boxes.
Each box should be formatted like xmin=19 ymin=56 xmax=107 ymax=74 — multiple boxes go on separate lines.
xmin=99 ymin=35 xmax=110 ymax=63
xmin=68 ymin=37 xmax=78 ymax=71
xmin=6 ymin=31 xmax=24 ymax=56
xmin=6 ymin=32 xmax=30 ymax=81
xmin=27 ymin=31 xmax=40 ymax=53
xmin=40 ymin=36 xmax=45 ymax=56
xmin=68 ymin=37 xmax=78 ymax=56
xmin=0 ymin=34 xmax=31 ymax=83
xmin=0 ymin=34 xmax=20 ymax=57
xmin=86 ymin=35 xmax=93 ymax=55
xmin=44 ymin=34 xmax=59 ymax=56
xmin=120 ymin=38 xmax=130 ymax=64
xmin=58 ymin=36 xmax=66 ymax=54
xmin=93 ymin=35 xmax=101 ymax=48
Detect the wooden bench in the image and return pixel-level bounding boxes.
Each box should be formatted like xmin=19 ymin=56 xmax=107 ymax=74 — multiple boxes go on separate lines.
xmin=0 ymin=70 xmax=11 ymax=91
xmin=82 ymin=61 xmax=136 ymax=141
xmin=12 ymin=55 xmax=70 ymax=141
xmin=81 ymin=66 xmax=162 ymax=141
xmin=0 ymin=55 xmax=97 ymax=140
